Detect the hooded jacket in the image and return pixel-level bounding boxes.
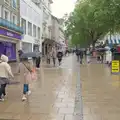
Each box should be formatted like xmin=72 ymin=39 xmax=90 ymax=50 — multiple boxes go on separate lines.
xmin=0 ymin=55 xmax=14 ymax=78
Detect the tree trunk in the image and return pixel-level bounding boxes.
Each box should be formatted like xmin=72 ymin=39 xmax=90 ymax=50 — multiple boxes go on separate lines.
xmin=92 ymin=41 xmax=96 ymax=50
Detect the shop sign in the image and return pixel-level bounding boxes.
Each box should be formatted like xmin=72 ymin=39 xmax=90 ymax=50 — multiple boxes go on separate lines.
xmin=111 ymin=60 xmax=120 ymax=73
xmin=0 ymin=28 xmax=22 ymax=40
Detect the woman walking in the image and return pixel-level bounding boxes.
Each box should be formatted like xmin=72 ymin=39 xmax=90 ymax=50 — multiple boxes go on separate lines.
xmin=17 ymin=58 xmax=33 ymax=101
xmin=0 ymin=55 xmax=14 ymax=101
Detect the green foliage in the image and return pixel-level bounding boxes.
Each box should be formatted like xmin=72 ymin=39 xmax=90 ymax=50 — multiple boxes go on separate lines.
xmin=65 ymin=0 xmax=120 ymax=47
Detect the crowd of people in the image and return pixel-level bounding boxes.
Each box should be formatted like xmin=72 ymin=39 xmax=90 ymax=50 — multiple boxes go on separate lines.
xmin=46 ymin=46 xmax=63 ymax=66
xmin=0 ymin=46 xmax=64 ymax=102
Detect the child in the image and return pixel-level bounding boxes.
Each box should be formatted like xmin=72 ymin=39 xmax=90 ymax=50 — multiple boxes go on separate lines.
xmin=17 ymin=58 xmax=32 ymax=101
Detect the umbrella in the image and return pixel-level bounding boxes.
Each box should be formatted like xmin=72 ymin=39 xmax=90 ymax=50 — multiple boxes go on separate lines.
xmin=96 ymin=48 xmax=108 ymax=52
xmin=20 ymin=52 xmax=41 ymax=58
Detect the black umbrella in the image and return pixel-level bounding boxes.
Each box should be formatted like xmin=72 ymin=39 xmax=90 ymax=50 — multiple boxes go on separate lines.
xmin=20 ymin=52 xmax=41 ymax=58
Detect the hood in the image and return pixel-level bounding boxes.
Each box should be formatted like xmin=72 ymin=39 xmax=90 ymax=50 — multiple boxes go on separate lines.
xmin=1 ymin=54 xmax=8 ymax=62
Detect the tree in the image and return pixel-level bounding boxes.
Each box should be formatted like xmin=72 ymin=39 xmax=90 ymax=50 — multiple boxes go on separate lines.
xmin=65 ymin=0 xmax=120 ymax=48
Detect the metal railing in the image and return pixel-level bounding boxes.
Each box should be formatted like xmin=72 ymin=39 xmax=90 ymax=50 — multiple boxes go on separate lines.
xmin=0 ymin=17 xmax=24 ymax=34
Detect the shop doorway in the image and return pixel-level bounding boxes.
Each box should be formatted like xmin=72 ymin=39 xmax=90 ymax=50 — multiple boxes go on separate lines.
xmin=0 ymin=42 xmax=16 ymax=61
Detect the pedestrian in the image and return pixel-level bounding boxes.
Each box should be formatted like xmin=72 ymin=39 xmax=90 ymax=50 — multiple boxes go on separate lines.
xmin=0 ymin=54 xmax=14 ymax=101
xmin=47 ymin=51 xmax=51 ymax=64
xmin=17 ymin=58 xmax=33 ymax=101
xmin=100 ymin=52 xmax=104 ymax=63
xmin=79 ymin=50 xmax=84 ymax=64
xmin=51 ymin=47 xmax=57 ymax=66
xmin=36 ymin=56 xmax=41 ymax=68
xmin=86 ymin=48 xmax=91 ymax=63
xmin=57 ymin=50 xmax=63 ymax=66
xmin=18 ymin=50 xmax=24 ymax=62
xmin=76 ymin=49 xmax=80 ymax=62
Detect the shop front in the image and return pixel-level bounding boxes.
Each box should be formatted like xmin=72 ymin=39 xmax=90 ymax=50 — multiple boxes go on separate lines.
xmin=0 ymin=27 xmax=22 ymax=61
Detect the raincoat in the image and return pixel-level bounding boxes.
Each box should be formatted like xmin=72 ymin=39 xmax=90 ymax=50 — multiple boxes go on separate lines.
xmin=17 ymin=61 xmax=32 ymax=84
xmin=0 ymin=55 xmax=14 ymax=85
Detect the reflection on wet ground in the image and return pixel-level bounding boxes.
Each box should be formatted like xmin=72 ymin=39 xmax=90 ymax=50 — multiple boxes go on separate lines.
xmin=80 ymin=63 xmax=120 ymax=120
xmin=0 ymin=55 xmax=81 ymax=120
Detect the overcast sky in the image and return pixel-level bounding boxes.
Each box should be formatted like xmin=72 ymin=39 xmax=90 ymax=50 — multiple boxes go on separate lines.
xmin=51 ymin=0 xmax=77 ymax=18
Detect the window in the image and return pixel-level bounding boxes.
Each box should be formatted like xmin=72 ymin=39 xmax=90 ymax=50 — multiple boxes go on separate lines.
xmin=38 ymin=27 xmax=40 ymax=39
xmin=28 ymin=22 xmax=32 ymax=36
xmin=21 ymin=18 xmax=26 ymax=34
xmin=12 ymin=0 xmax=17 ymax=9
xmin=33 ymin=25 xmax=36 ymax=37
xmin=4 ymin=11 xmax=8 ymax=20
xmin=12 ymin=14 xmax=17 ymax=24
xmin=4 ymin=0 xmax=10 ymax=5
xmin=4 ymin=9 xmax=10 ymax=21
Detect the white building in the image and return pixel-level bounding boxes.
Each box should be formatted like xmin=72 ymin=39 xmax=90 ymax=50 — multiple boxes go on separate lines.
xmin=20 ymin=0 xmax=42 ymax=53
xmin=50 ymin=15 xmax=66 ymax=53
xmin=31 ymin=0 xmax=53 ymax=55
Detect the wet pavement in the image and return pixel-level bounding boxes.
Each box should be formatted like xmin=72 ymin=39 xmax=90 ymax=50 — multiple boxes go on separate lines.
xmin=80 ymin=63 xmax=120 ymax=120
xmin=1 ymin=56 xmax=120 ymax=120
xmin=0 ymin=55 xmax=81 ymax=120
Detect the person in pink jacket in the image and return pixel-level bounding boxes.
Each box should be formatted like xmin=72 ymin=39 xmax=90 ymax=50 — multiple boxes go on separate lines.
xmin=0 ymin=54 xmax=14 ymax=101
xmin=17 ymin=58 xmax=33 ymax=101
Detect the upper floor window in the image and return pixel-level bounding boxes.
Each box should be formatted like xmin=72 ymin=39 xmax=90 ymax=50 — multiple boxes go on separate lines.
xmin=28 ymin=22 xmax=32 ymax=36
xmin=12 ymin=14 xmax=17 ymax=24
xmin=33 ymin=25 xmax=36 ymax=37
xmin=4 ymin=0 xmax=10 ymax=5
xmin=21 ymin=18 xmax=26 ymax=34
xmin=38 ymin=27 xmax=40 ymax=39
xmin=4 ymin=9 xmax=10 ymax=21
xmin=12 ymin=0 xmax=17 ymax=9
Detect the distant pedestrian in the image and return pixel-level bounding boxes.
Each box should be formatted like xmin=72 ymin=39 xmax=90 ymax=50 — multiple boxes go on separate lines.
xmin=0 ymin=55 xmax=14 ymax=101
xmin=79 ymin=50 xmax=84 ymax=64
xmin=17 ymin=58 xmax=33 ymax=101
xmin=76 ymin=49 xmax=80 ymax=62
xmin=86 ymin=48 xmax=91 ymax=63
xmin=57 ymin=50 xmax=63 ymax=66
xmin=47 ymin=51 xmax=51 ymax=64
xmin=51 ymin=47 xmax=57 ymax=66
xmin=36 ymin=56 xmax=41 ymax=68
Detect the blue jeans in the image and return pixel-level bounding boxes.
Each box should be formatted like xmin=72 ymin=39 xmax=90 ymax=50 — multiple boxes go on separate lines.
xmin=23 ymin=84 xmax=29 ymax=94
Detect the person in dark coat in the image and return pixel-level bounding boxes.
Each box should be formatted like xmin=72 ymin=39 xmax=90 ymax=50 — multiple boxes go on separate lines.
xmin=18 ymin=50 xmax=24 ymax=62
xmin=57 ymin=50 xmax=63 ymax=66
xmin=36 ymin=56 xmax=41 ymax=68
xmin=36 ymin=53 xmax=41 ymax=68
xmin=76 ymin=49 xmax=80 ymax=61
xmin=79 ymin=50 xmax=84 ymax=64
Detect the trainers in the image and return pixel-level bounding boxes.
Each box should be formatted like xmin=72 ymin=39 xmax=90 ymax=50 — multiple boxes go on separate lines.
xmin=22 ymin=96 xmax=27 ymax=101
xmin=27 ymin=91 xmax=31 ymax=96
xmin=0 ymin=98 xmax=4 ymax=102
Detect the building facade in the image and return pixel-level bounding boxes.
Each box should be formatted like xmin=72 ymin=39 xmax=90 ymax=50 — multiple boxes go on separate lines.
xmin=0 ymin=0 xmax=23 ymax=61
xmin=51 ymin=15 xmax=66 ymax=52
xmin=20 ymin=0 xmax=42 ymax=53
xmin=31 ymin=0 xmax=53 ymax=55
